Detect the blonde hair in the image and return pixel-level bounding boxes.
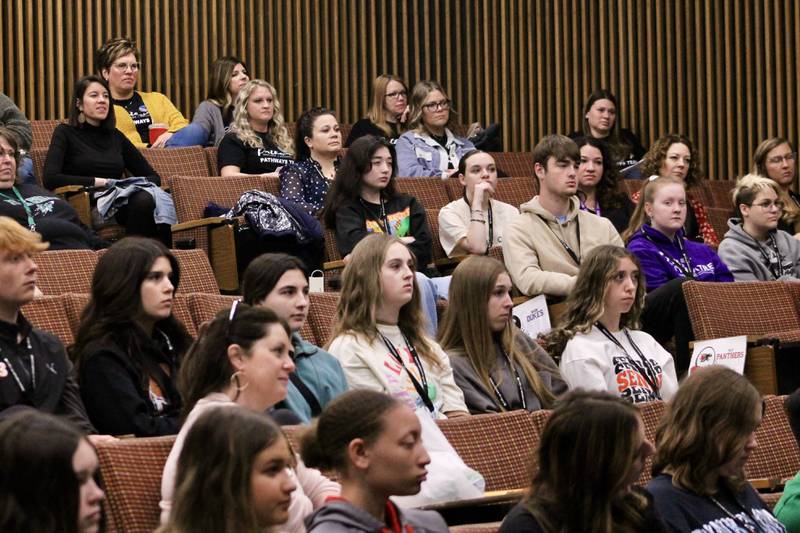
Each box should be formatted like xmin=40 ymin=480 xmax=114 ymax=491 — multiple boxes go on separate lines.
xmin=229 ymin=80 xmax=293 ymax=155
xmin=621 ymin=175 xmax=685 ymax=243
xmin=366 ymin=74 xmax=407 ymax=137
xmin=0 ymin=217 xmax=49 ymax=255
xmin=732 ymin=173 xmax=781 ymax=216
xmin=406 ymin=80 xmax=458 ymax=134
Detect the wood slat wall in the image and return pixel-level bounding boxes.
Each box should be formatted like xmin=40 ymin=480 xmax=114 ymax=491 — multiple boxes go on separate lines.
xmin=1 ymin=0 xmax=798 ymax=181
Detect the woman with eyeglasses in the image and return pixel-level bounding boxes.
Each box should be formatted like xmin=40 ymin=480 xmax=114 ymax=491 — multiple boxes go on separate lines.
xmin=345 ymin=74 xmax=409 ymax=147
xmin=753 ymin=137 xmax=800 ymax=237
xmin=718 ymin=174 xmax=800 ymax=281
xmin=395 ymin=81 xmax=475 ymax=178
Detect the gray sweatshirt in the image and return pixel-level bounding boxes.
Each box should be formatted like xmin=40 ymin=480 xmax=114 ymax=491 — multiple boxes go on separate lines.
xmin=0 ymin=92 xmax=32 ymax=150
xmin=305 ymin=499 xmax=449 ymax=533
xmin=717 ymin=218 xmax=800 ymax=281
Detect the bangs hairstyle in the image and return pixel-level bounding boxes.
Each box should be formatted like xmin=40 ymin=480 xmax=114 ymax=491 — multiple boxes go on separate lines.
xmin=732 ymin=173 xmax=781 ymax=217
xmin=753 ymin=137 xmax=800 ymax=227
xmin=540 ymin=245 xmax=645 ymax=360
xmin=322 ymin=135 xmax=397 ymax=228
xmin=525 ymin=390 xmax=649 ymax=533
xmin=242 ymin=253 xmax=308 ymax=306
xmin=653 ymin=366 xmax=762 ymax=496
xmin=532 ymin=134 xmax=581 ymax=168
xmin=0 ymin=127 xmax=22 ymax=169
xmin=0 ymin=216 xmax=49 ymax=255
xmin=164 ymin=407 xmax=286 ymax=533
xmin=95 ymin=36 xmax=139 ymax=73
xmin=639 ymin=134 xmax=704 ymax=188
xmin=406 ymin=80 xmax=457 ymax=133
xmin=573 ymin=136 xmax=628 ymax=210
xmin=299 ymin=389 xmax=400 ymax=474
xmin=622 ymin=175 xmax=686 ymax=242
xmin=327 ymin=233 xmax=439 ymax=365
xmin=294 ymin=106 xmax=338 ymax=161
xmin=69 ymin=75 xmax=116 ymax=130
xmin=178 ymin=304 xmax=290 ymax=418
xmin=438 ymin=256 xmax=557 ymax=410
xmin=207 ymin=56 xmax=247 ymax=106
xmin=230 ymin=79 xmax=293 ymax=155
xmin=366 ymin=74 xmax=408 ymax=137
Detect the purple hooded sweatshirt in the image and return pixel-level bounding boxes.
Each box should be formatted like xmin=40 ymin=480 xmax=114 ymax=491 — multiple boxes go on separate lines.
xmin=626 ymin=224 xmax=734 ymax=292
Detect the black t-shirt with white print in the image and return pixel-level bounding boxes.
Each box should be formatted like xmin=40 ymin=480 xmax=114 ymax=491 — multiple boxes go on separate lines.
xmin=217 ymin=131 xmax=293 ymax=175
xmin=113 ymin=92 xmax=152 ymax=145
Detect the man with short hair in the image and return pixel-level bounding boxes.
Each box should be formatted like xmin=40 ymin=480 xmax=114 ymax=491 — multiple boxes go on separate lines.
xmin=0 ymin=216 xmax=94 ymax=432
xmin=502 ymin=134 xmax=623 ymax=297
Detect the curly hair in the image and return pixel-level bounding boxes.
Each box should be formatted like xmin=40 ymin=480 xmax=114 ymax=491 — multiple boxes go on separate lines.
xmin=574 ymin=136 xmax=629 ymax=210
xmin=229 ymin=79 xmax=293 ymax=155
xmin=639 ymin=133 xmax=704 ymax=188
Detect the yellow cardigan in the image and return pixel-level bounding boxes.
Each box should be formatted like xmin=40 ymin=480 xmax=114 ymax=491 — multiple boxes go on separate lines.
xmin=113 ymin=91 xmax=189 ymax=148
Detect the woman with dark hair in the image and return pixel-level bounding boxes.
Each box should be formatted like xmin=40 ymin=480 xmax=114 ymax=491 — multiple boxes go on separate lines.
xmin=568 ymin=89 xmax=647 ymax=173
xmin=158 ymin=408 xmax=296 ymax=533
xmin=43 ymin=74 xmax=172 ymax=245
xmin=345 ymin=74 xmax=409 ymax=146
xmin=191 ymin=56 xmax=250 ymax=146
xmin=753 ymin=137 xmax=800 ymax=236
xmin=160 ymin=302 xmax=339 ymax=530
xmin=301 ymin=390 xmax=449 ymax=532
xmin=500 ymin=390 xmax=661 ymax=532
xmin=0 ymin=409 xmax=105 ymax=533
xmin=648 ymin=366 xmax=785 ymax=532
xmin=542 ymin=245 xmax=678 ymax=403
xmin=279 ymin=107 xmax=341 ymax=216
xmin=574 ymin=136 xmax=636 ymax=233
xmin=396 ymin=81 xmax=475 ymax=178
xmin=438 ymin=256 xmax=565 ymax=414
xmin=72 ymin=237 xmax=192 ymax=436
xmin=241 ymin=253 xmax=347 ymax=423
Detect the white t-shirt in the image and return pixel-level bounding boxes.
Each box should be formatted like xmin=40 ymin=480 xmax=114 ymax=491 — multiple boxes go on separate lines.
xmin=559 ymin=325 xmax=678 ymax=404
xmin=438 ymin=198 xmax=519 ymax=257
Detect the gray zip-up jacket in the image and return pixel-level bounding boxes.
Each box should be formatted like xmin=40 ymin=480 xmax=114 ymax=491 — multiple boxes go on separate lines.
xmin=305 ymin=499 xmax=449 ymax=533
xmin=717 ymin=218 xmax=800 ymax=281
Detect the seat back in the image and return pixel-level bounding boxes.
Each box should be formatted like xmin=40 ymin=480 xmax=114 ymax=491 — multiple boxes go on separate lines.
xmin=140 ymin=147 xmax=211 ymax=183
xmin=395 ymin=177 xmax=450 ymax=209
xmin=307 ymin=292 xmax=341 ymax=347
xmin=97 ymin=435 xmax=176 ymax=533
xmin=705 ymin=180 xmax=735 ymax=209
xmin=425 ymin=209 xmax=450 ymax=263
xmin=187 ymin=293 xmax=240 ymax=330
xmin=746 ymin=395 xmax=800 ymax=480
xmin=29 ymin=147 xmax=49 ymax=187
xmin=30 ymin=119 xmax=64 ymax=150
xmin=436 ymin=410 xmax=537 ymax=491
xmin=63 ymin=293 xmax=90 ymax=337
xmin=203 ymin=146 xmax=219 ymax=174
xmin=171 ymin=249 xmax=219 ymax=294
xmin=490 ymin=152 xmax=534 ymax=177
xmin=35 ymin=249 xmax=98 ymax=295
xmin=493 ymin=176 xmax=537 ymax=208
xmin=21 ymin=295 xmax=74 ymax=347
xmin=635 ymin=400 xmax=665 ymax=486
xmin=171 ymin=294 xmax=196 ymax=338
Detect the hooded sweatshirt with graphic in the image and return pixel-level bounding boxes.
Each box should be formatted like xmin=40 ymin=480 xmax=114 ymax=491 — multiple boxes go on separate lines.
xmin=718 ymin=218 xmax=800 ymax=281
xmin=305 ymin=498 xmax=449 ymax=533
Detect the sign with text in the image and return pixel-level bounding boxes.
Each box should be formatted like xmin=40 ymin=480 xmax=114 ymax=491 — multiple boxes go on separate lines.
xmin=688 ymin=335 xmax=747 ymax=375
xmin=512 ymin=295 xmax=551 ymax=338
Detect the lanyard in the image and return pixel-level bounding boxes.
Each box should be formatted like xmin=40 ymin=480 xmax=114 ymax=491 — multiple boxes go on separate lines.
xmin=463 ymin=197 xmax=494 ymax=251
xmin=360 ymin=197 xmax=392 ymax=236
xmin=487 ymin=343 xmax=527 ymax=411
xmin=642 ymin=228 xmax=694 ymax=278
xmin=752 ymin=232 xmax=787 ymax=280
xmin=379 ymin=330 xmax=434 ymax=413
xmin=1 ymin=337 xmax=36 ymax=394
xmin=0 ymin=187 xmax=35 ymax=231
xmin=537 ymin=214 xmax=581 ymax=265
xmin=577 ymin=192 xmax=602 ymax=217
xmin=595 ymin=322 xmax=661 ymax=400
xmin=708 ymin=495 xmax=764 ymax=533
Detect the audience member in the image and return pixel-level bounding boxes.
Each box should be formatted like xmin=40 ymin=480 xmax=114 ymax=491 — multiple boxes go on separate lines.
xmin=0 ymin=217 xmax=94 ymax=432
xmin=72 ymin=238 xmax=191 ymax=437
xmin=327 ymin=234 xmax=469 ymax=419
xmin=218 ymin=79 xmax=294 ymax=177
xmin=0 ymin=92 xmax=34 ymax=184
xmin=1 ymin=127 xmax=104 ymax=250
xmin=438 ymin=256 xmax=565 ymax=413
xmin=346 ymin=74 xmax=409 ymax=146
xmin=301 ymin=390 xmax=450 ymax=532
xmin=0 ymin=410 xmax=105 ymax=533
xmin=241 ymin=253 xmax=348 ymax=423
xmin=753 ymin=137 xmax=800 ymax=237
xmin=543 ymin=245 xmax=677 ymax=403
xmin=774 ymin=388 xmax=800 ymax=529
xmin=438 ymin=149 xmax=519 ymax=257
xmin=647 ymin=366 xmax=786 ymax=532
xmin=161 ymin=303 xmax=339 ymax=530
xmin=568 ymin=89 xmax=647 ymax=174
xmin=634 ymin=134 xmax=719 ymax=246
xmin=719 ymin=174 xmax=800 ymax=281
xmin=500 ymin=390 xmax=661 ymax=532
xmin=502 ymin=134 xmax=622 ymax=298
xmin=574 ymin=135 xmax=636 ymax=233
xmin=396 ymin=81 xmax=476 ymax=178
xmin=158 ymin=408 xmax=296 ymax=533
xmin=191 ymin=56 xmax=250 ymax=146
xmin=44 ymin=75 xmax=172 ymax=246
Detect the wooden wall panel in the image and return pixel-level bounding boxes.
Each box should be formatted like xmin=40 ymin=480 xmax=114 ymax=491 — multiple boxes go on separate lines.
xmin=1 ymin=0 xmax=799 ymax=182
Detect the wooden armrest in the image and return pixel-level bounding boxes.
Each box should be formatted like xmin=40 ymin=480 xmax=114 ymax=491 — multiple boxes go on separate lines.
xmin=171 ymin=216 xmax=232 ymax=232
xmin=749 ymin=477 xmax=784 ymax=491
xmin=512 ymin=296 xmax=531 ymax=305
xmin=323 ymin=259 xmax=345 ymax=270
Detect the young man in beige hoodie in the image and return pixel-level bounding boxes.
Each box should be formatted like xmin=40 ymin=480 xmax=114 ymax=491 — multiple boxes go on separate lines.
xmin=502 ymin=134 xmax=623 ymax=298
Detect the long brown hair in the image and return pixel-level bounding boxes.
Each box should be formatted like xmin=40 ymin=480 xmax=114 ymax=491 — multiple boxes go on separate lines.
xmin=524 ymin=390 xmax=649 ymax=533
xmin=438 ymin=256 xmax=557 ymax=410
xmin=540 ymin=245 xmax=646 ymax=360
xmin=406 ymin=80 xmax=457 ymax=134
xmin=366 ymin=74 xmax=407 ymax=137
xmin=621 ymin=175 xmax=685 ymax=243
xmin=326 ymin=233 xmax=439 ymax=365
xmin=580 ymin=89 xmax=633 ymax=163
xmin=652 ymin=366 xmax=762 ymax=496
xmin=753 ymin=137 xmax=800 ymax=228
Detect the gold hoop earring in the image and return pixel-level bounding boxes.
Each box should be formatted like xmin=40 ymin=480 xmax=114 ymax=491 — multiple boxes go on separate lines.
xmin=230 ymin=370 xmax=249 ymax=393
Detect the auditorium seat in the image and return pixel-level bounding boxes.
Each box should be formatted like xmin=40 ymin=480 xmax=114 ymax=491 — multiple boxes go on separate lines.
xmin=29 ymin=147 xmax=48 ymax=187
xmin=706 ymin=206 xmax=731 ymax=241
xmin=30 ymin=119 xmax=64 ymax=151
xmin=140 ymin=147 xmax=211 ymax=188
xmin=35 ymin=249 xmax=98 ymax=294
xmin=395 ymin=177 xmax=450 ymax=209
xmin=63 ymin=293 xmax=89 ymax=336
xmin=490 ymin=152 xmax=534 ymax=177
xmin=493 ymin=176 xmax=537 ymax=208
xmin=171 ymin=294 xmax=196 ymax=338
xmin=426 ymin=208 xmax=457 ymax=267
xmin=21 ymin=295 xmax=74 ymax=346
xmin=203 ymin=146 xmax=218 ymax=175
xmin=187 ymin=293 xmax=239 ymax=330
xmin=745 ymin=395 xmax=800 ymax=481
xmin=635 ymin=400 xmax=665 ymax=486
xmin=171 ymin=249 xmax=219 ymax=294
xmin=307 ymin=292 xmax=340 ymax=347
xmin=449 ymin=523 xmax=503 ymax=533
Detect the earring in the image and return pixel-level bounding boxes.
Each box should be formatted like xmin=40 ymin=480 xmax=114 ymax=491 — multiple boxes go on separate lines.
xmin=230 ymin=370 xmax=250 ymax=393
xmin=78 ymin=111 xmax=86 ymax=124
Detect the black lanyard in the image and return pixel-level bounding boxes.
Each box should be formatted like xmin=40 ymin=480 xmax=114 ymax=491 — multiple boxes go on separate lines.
xmin=379 ymin=331 xmax=434 ymax=412
xmin=537 ymin=214 xmax=581 ymax=265
xmin=487 ymin=343 xmax=527 ymax=411
xmin=752 ymin=232 xmax=787 ymax=280
xmin=1 ymin=337 xmax=36 ymax=395
xmin=642 ymin=228 xmax=694 ymax=278
xmin=595 ymin=322 xmax=661 ymax=400
xmin=463 ymin=197 xmax=494 ymax=252
xmin=360 ymin=197 xmax=392 ymax=236
xmin=0 ymin=187 xmax=36 ymax=231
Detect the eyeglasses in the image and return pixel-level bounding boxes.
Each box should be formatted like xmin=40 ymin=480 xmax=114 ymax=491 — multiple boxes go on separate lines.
xmin=112 ymin=61 xmax=140 ymax=72
xmin=422 ymin=99 xmax=451 ymax=112
xmin=385 ymin=90 xmax=407 ymax=100
xmin=0 ymin=149 xmax=16 ymax=160
xmin=752 ymin=200 xmax=785 ymax=210
xmin=767 ymin=152 xmax=796 ymax=165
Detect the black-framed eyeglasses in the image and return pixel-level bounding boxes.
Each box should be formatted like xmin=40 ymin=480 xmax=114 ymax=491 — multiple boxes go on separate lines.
xmin=751 ymin=200 xmax=785 ymax=210
xmin=422 ymin=99 xmax=450 ymax=111
xmin=767 ymin=152 xmax=796 ymax=165
xmin=385 ymin=90 xmax=407 ymax=100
